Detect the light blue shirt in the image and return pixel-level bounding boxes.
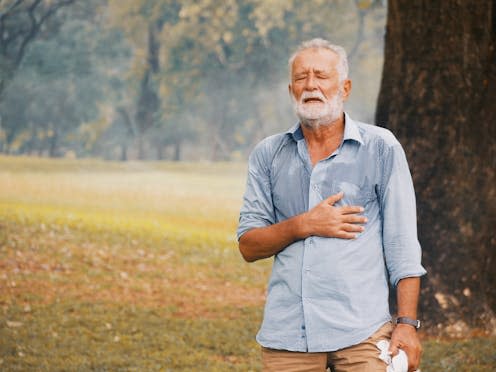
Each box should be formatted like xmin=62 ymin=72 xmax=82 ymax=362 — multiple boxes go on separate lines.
xmin=237 ymin=113 xmax=427 ymax=352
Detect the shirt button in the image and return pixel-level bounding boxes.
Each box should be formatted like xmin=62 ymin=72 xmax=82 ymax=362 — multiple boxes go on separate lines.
xmin=301 ymin=325 xmax=306 ymax=330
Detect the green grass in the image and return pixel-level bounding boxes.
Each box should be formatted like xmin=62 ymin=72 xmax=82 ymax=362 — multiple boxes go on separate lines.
xmin=0 ymin=155 xmax=495 ymax=371
xmin=2 ymin=302 xmax=262 ymax=371
xmin=421 ymin=337 xmax=496 ymax=371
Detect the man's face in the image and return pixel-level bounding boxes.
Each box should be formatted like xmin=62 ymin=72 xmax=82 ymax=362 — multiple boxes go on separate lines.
xmin=289 ymin=48 xmax=350 ymax=126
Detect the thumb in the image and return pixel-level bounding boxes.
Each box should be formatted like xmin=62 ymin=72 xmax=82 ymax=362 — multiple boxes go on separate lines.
xmin=326 ymin=191 xmax=344 ymax=205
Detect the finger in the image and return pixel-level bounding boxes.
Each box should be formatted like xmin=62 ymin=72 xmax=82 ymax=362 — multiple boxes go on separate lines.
xmin=343 ymin=215 xmax=368 ymax=224
xmin=342 ymin=223 xmax=365 ymax=233
xmin=335 ymin=231 xmax=357 ymax=239
xmin=388 ymin=342 xmax=399 ymax=356
xmin=407 ymin=349 xmax=421 ymax=372
xmin=340 ymin=205 xmax=364 ymax=215
xmin=408 ymin=358 xmax=420 ymax=372
xmin=325 ymin=191 xmax=344 ymax=205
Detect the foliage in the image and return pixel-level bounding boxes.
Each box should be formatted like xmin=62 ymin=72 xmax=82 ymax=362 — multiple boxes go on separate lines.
xmin=0 ymin=1 xmax=131 ymax=157
xmin=0 ymin=0 xmax=386 ymax=160
xmin=0 ymin=0 xmax=77 ymax=96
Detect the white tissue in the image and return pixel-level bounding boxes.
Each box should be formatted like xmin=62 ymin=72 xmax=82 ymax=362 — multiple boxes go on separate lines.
xmin=376 ymin=340 xmax=409 ymax=372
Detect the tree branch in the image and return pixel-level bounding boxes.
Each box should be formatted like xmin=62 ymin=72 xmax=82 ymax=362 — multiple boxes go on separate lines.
xmin=0 ymin=0 xmax=24 ymax=48
xmin=15 ymin=0 xmax=76 ymax=65
xmin=0 ymin=0 xmax=77 ymax=99
xmin=0 ymin=0 xmax=24 ymax=21
xmin=14 ymin=0 xmax=42 ymax=65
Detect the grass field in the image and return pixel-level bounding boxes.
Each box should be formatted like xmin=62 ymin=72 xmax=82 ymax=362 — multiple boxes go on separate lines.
xmin=1 ymin=155 xmax=495 ymax=371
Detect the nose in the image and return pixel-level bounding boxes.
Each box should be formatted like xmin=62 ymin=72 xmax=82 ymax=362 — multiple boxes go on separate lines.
xmin=304 ymin=73 xmax=318 ymax=90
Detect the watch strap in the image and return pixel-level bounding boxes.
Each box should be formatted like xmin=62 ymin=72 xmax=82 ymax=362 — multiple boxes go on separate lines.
xmin=396 ymin=316 xmax=421 ymax=329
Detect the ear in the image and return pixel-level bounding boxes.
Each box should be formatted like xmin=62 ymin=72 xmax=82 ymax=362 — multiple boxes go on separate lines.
xmin=342 ymin=79 xmax=352 ymax=101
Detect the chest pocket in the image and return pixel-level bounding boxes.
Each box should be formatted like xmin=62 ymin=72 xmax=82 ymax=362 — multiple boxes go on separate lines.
xmin=334 ymin=180 xmax=376 ymax=206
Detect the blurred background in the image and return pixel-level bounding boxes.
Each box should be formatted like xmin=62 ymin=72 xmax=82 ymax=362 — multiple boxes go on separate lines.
xmin=0 ymin=0 xmax=385 ymax=161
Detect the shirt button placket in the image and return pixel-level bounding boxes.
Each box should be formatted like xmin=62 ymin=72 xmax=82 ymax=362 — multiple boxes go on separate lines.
xmin=301 ymin=236 xmax=312 ymax=346
xmin=303 ymin=171 xmax=319 ymax=349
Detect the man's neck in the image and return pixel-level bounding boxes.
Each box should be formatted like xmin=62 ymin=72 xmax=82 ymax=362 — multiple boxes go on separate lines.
xmin=301 ymin=114 xmax=345 ymax=166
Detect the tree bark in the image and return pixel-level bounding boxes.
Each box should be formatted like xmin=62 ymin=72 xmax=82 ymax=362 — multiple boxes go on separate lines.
xmin=376 ymin=0 xmax=496 ymax=334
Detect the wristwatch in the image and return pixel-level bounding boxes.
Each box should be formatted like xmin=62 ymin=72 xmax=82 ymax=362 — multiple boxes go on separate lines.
xmin=396 ymin=317 xmax=421 ymax=330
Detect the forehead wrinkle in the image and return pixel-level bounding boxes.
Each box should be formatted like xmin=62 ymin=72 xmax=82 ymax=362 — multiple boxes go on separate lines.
xmin=294 ymin=67 xmax=330 ymax=74
xmin=288 ymin=39 xmax=349 ymax=82
xmin=292 ymin=52 xmax=338 ymax=76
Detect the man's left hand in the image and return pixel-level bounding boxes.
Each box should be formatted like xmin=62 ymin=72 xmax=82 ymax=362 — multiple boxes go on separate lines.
xmin=388 ymin=324 xmax=422 ymax=372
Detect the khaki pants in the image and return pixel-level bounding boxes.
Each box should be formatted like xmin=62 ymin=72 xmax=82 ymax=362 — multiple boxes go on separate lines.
xmin=262 ymin=322 xmax=393 ymax=372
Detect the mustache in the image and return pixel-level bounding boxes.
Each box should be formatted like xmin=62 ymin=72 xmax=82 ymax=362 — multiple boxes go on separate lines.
xmin=299 ymin=91 xmax=326 ymax=103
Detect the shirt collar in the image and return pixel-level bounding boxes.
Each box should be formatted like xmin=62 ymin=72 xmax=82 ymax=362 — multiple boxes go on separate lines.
xmin=343 ymin=112 xmax=364 ymax=145
xmin=286 ymin=123 xmax=304 ymax=141
xmin=286 ymin=112 xmax=364 ymax=145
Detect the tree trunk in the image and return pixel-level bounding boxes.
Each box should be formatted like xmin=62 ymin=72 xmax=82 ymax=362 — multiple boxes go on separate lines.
xmin=137 ymin=134 xmax=145 ymax=160
xmin=120 ymin=144 xmax=128 ymax=162
xmin=48 ymin=129 xmax=59 ymax=158
xmin=134 ymin=22 xmax=161 ymax=160
xmin=156 ymin=143 xmax=164 ymax=160
xmin=173 ymin=141 xmax=181 ymax=161
xmin=376 ymin=1 xmax=496 ymax=335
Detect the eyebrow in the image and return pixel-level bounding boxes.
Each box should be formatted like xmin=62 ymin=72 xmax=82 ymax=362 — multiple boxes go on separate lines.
xmin=293 ymin=68 xmax=330 ymax=79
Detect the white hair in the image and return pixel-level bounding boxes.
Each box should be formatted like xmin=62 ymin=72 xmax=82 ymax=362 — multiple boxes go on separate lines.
xmin=288 ymin=38 xmax=349 ymax=82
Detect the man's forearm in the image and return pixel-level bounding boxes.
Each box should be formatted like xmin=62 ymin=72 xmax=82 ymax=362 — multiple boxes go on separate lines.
xmin=390 ymin=277 xmax=422 ymax=371
xmin=238 ymin=213 xmax=308 ymax=262
xmin=396 ymin=277 xmax=421 ymax=318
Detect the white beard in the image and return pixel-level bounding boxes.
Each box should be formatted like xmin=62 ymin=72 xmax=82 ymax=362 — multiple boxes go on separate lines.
xmin=292 ymin=90 xmax=344 ymax=128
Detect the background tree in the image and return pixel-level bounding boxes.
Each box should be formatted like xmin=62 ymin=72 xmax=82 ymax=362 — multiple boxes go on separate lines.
xmin=0 ymin=0 xmax=76 ymax=98
xmin=166 ymin=0 xmax=385 ymax=160
xmin=107 ymin=0 xmax=182 ymax=160
xmin=376 ymin=0 xmax=496 ymax=334
xmin=0 ymin=1 xmax=127 ymax=156
xmin=0 ymin=0 xmax=386 ymax=160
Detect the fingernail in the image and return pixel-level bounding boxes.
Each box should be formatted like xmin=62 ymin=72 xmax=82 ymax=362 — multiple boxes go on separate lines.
xmin=359 ymin=207 xmax=364 ymax=212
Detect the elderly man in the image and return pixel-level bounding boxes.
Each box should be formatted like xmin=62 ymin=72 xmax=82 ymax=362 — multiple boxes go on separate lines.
xmin=237 ymin=38 xmax=427 ymax=372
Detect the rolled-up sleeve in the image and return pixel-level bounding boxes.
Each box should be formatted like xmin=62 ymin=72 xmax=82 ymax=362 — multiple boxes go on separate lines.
xmin=237 ymin=142 xmax=276 ymax=240
xmin=380 ymin=142 xmax=427 ymax=286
